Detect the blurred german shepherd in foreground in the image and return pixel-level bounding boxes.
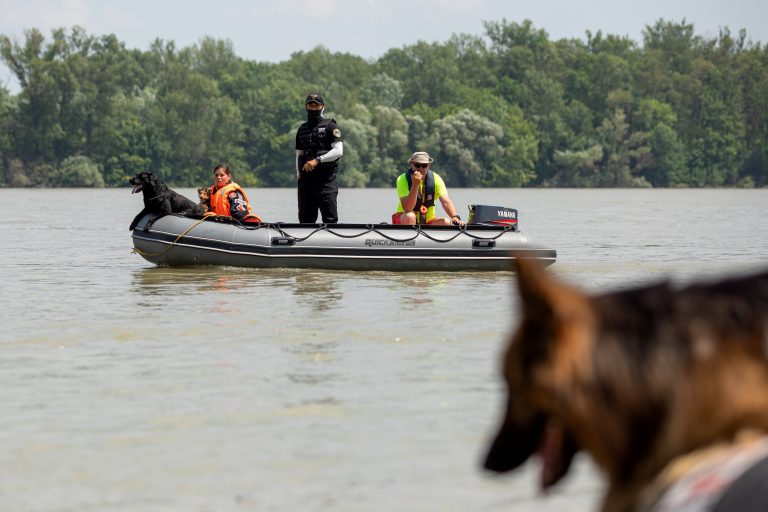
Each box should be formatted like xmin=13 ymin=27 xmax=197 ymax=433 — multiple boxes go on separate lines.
xmin=485 ymin=260 xmax=768 ymax=512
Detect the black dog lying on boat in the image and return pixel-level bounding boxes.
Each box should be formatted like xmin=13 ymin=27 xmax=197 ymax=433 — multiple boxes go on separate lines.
xmin=484 ymin=260 xmax=768 ymax=512
xmin=128 ymin=171 xmax=204 ymax=230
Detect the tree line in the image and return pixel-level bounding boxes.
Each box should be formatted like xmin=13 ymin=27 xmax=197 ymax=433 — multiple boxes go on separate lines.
xmin=0 ymin=19 xmax=766 ymax=188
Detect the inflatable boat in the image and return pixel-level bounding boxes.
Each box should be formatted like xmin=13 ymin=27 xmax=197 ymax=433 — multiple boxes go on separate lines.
xmin=130 ymin=205 xmax=556 ymax=271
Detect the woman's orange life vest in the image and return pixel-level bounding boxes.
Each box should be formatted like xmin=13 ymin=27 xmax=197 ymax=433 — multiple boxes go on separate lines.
xmin=208 ymin=182 xmax=259 ymax=221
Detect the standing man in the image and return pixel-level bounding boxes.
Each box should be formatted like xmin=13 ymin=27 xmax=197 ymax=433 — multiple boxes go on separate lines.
xmin=295 ymin=93 xmax=344 ymax=223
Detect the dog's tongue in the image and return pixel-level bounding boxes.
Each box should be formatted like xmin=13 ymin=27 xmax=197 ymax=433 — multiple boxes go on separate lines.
xmin=132 ymin=184 xmax=143 ymax=194
xmin=539 ymin=422 xmax=566 ymax=490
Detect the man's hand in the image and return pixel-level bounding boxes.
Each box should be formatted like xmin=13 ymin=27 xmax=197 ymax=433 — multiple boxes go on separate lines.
xmin=302 ymin=159 xmax=319 ymax=172
xmin=411 ymin=170 xmax=423 ymax=184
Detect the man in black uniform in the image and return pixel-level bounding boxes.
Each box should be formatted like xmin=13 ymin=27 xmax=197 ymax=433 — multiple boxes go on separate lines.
xmin=295 ymin=93 xmax=344 ymax=223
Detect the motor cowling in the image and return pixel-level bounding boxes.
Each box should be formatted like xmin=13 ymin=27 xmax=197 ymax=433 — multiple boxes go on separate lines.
xmin=468 ymin=205 xmax=519 ymax=230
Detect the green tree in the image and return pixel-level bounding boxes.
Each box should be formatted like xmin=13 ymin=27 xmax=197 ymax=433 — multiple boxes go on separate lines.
xmin=485 ymin=19 xmax=559 ymax=81
xmin=191 ymin=37 xmax=242 ymax=82
xmin=145 ymin=40 xmax=246 ymax=185
xmin=450 ymin=33 xmax=496 ymax=90
xmin=632 ymin=99 xmax=685 ymax=186
xmin=285 ymin=46 xmax=371 ymax=111
xmin=647 ymin=123 xmax=687 ymax=187
xmin=733 ymin=37 xmax=768 ymax=186
xmin=336 ymin=106 xmax=376 ymax=188
xmin=45 ymin=155 xmax=104 ymax=187
xmin=550 ymin=145 xmax=603 ymax=186
xmin=376 ymin=41 xmax=463 ymax=108
xmin=516 ymin=69 xmax=572 ymax=184
xmin=239 ymin=77 xmax=308 ymax=187
xmin=1 ymin=28 xmax=78 ymax=166
xmin=597 ymin=109 xmax=652 ymax=187
xmin=369 ymin=105 xmax=409 ymax=185
xmin=361 ymin=73 xmax=403 ymax=109
xmin=428 ymin=109 xmax=507 ymax=187
xmin=684 ymin=59 xmax=745 ymax=186
xmin=643 ymin=19 xmax=700 ymax=75
xmin=97 ymin=88 xmax=156 ymax=185
xmin=0 ymin=86 xmax=13 ymax=186
xmin=2 ymin=20 xmax=767 ymax=189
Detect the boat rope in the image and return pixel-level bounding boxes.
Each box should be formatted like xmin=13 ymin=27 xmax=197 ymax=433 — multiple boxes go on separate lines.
xmin=131 ymin=214 xmax=216 ymax=257
xmin=233 ymin=221 xmax=512 ymax=244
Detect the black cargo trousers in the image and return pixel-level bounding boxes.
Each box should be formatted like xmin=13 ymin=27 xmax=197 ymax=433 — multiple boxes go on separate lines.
xmin=297 ymin=170 xmax=338 ymax=224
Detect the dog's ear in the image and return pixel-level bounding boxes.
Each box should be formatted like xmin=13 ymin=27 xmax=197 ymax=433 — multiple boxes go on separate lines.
xmin=515 ymin=257 xmax=560 ymax=319
xmin=515 ymin=257 xmax=587 ymax=322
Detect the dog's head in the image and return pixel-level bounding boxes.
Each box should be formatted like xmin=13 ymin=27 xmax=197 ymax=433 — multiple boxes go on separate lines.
xmin=129 ymin=172 xmax=159 ymax=194
xmin=485 ymin=259 xmax=677 ymax=490
xmin=485 ymin=258 xmax=599 ymax=489
xmin=197 ymin=187 xmax=210 ymax=201
xmin=485 ymin=261 xmax=768 ymax=498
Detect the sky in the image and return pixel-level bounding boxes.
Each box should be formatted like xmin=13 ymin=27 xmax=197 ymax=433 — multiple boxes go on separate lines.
xmin=2 ymin=0 xmax=767 ymax=93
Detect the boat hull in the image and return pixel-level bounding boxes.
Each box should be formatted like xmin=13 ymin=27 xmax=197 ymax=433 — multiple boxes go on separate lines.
xmin=131 ymin=214 xmax=556 ymax=271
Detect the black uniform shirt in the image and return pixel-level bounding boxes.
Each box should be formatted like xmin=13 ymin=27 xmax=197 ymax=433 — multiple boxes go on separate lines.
xmin=295 ymin=116 xmax=343 ymax=172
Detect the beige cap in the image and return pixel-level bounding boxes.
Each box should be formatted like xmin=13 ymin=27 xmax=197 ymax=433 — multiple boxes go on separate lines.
xmin=408 ymin=151 xmax=433 ymax=164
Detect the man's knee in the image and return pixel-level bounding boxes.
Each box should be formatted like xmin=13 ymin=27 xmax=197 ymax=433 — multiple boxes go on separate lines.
xmin=394 ymin=212 xmax=417 ymax=225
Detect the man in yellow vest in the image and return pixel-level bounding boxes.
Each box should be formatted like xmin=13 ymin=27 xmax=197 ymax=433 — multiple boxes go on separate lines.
xmin=392 ymin=152 xmax=465 ymax=226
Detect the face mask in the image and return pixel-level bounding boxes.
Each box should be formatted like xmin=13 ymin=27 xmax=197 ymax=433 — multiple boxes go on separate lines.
xmin=306 ymin=108 xmax=323 ymax=123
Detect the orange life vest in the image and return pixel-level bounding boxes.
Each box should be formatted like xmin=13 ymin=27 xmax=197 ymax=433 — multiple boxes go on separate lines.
xmin=208 ymin=182 xmax=252 ymax=217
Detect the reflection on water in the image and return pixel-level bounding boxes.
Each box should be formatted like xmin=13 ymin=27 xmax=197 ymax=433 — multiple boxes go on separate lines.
xmin=131 ymin=266 xmax=265 ymax=291
xmin=391 ymin=274 xmax=452 ymax=305
xmin=130 ymin=266 xmax=490 ymax=313
xmin=290 ymin=272 xmax=343 ymax=311
xmin=131 ymin=267 xmax=507 ymax=311
xmin=284 ymin=340 xmax=339 ymax=386
xmin=131 ymin=267 xmax=345 ymax=311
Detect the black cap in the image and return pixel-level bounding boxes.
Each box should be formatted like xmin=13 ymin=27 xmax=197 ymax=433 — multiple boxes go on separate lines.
xmin=305 ymin=93 xmax=324 ymax=105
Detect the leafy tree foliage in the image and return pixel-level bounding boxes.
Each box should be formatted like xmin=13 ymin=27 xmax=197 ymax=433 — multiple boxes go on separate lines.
xmin=362 ymin=73 xmax=404 ymax=109
xmin=429 ymin=109 xmax=506 ymax=187
xmin=0 ymin=87 xmax=13 ymax=186
xmin=46 ymin=155 xmax=104 ymax=187
xmin=0 ymin=21 xmax=766 ymax=188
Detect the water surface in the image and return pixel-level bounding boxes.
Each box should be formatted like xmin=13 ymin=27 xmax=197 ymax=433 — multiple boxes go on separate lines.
xmin=0 ymin=188 xmax=765 ymax=512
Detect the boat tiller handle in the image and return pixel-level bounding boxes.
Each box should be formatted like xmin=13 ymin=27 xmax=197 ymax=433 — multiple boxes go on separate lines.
xmin=472 ymin=239 xmax=496 ymax=248
xmin=271 ymin=237 xmax=296 ymax=246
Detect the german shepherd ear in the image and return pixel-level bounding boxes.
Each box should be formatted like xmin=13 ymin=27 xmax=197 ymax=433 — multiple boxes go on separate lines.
xmin=515 ymin=257 xmax=587 ymax=322
xmin=515 ymin=257 xmax=559 ymax=317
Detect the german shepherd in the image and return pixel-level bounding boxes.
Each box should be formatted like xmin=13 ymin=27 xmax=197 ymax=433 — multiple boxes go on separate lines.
xmin=484 ymin=259 xmax=768 ymax=512
xmin=128 ymin=171 xmax=203 ymax=230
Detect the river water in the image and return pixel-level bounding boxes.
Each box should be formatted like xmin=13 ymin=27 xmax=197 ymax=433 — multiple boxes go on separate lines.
xmin=0 ymin=188 xmax=765 ymax=512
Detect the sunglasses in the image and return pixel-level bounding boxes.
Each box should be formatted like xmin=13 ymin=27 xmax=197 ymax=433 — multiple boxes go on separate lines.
xmin=413 ymin=163 xmax=429 ymax=169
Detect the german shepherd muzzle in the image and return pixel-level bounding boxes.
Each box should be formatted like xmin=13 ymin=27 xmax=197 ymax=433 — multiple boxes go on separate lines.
xmin=128 ymin=171 xmax=203 ymax=230
xmin=484 ymin=259 xmax=768 ymax=512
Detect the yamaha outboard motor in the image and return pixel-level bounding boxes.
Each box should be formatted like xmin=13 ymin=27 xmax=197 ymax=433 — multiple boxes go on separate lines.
xmin=468 ymin=205 xmax=518 ymax=231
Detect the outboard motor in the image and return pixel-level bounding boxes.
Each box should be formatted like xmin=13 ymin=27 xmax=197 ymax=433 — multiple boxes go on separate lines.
xmin=468 ymin=204 xmax=518 ymax=231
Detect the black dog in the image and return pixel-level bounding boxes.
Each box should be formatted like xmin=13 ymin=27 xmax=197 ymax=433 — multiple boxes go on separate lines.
xmin=128 ymin=171 xmax=204 ymax=230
